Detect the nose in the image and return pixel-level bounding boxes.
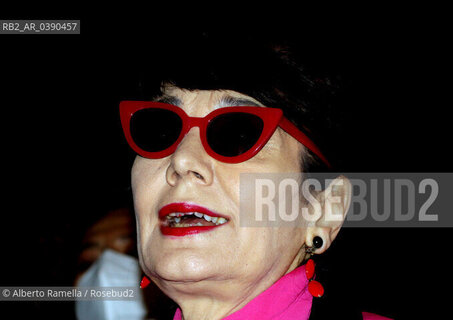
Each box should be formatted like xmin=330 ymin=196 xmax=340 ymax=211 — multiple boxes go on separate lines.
xmin=166 ymin=127 xmax=214 ymax=186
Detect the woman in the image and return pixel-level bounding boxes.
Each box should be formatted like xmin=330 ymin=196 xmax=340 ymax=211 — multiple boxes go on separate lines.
xmin=120 ymin=33 xmax=392 ymax=320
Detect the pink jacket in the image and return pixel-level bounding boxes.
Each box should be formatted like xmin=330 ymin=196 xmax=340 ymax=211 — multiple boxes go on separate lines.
xmin=172 ymin=265 xmax=392 ymax=320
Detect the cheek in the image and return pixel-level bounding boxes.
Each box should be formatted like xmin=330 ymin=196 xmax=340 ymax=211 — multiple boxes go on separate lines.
xmin=131 ymin=158 xmax=167 ymax=247
xmin=232 ymin=227 xmax=303 ymax=278
xmin=243 ymin=129 xmax=303 ymax=173
xmin=132 ymin=157 xmax=168 ymax=206
xmin=214 ymin=165 xmax=242 ymax=211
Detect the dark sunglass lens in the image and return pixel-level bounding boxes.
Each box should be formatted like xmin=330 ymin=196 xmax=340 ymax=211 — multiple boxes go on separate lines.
xmin=130 ymin=108 xmax=182 ymax=152
xmin=207 ymin=112 xmax=264 ymax=157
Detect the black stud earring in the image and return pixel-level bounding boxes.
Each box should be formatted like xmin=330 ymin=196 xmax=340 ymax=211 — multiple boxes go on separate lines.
xmin=313 ymin=236 xmax=323 ymax=249
xmin=306 ymin=236 xmax=324 ymax=255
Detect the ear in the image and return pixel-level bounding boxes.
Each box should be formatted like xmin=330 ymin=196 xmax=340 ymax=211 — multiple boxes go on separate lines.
xmin=305 ymin=175 xmax=352 ymax=254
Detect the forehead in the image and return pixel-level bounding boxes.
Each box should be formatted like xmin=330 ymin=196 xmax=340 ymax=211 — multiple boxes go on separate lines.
xmin=157 ymin=86 xmax=265 ymax=116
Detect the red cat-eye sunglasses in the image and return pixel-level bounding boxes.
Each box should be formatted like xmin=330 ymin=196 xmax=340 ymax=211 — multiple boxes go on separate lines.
xmin=120 ymin=101 xmax=330 ymax=166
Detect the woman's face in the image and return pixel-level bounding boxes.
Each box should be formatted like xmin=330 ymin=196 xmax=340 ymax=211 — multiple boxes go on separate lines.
xmin=132 ymin=87 xmax=306 ymax=294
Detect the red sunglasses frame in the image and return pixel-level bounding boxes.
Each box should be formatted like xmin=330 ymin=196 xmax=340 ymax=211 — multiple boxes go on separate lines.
xmin=120 ymin=101 xmax=330 ymax=166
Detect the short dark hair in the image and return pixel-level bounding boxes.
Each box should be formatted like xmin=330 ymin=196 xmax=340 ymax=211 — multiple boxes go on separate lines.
xmin=133 ymin=31 xmax=341 ymax=171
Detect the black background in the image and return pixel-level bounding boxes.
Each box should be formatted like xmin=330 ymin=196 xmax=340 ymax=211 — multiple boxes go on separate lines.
xmin=1 ymin=7 xmax=451 ymax=319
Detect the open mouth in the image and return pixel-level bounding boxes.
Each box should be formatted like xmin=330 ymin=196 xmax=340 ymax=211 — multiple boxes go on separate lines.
xmin=159 ymin=202 xmax=229 ymax=236
xmin=165 ymin=212 xmax=228 ymax=227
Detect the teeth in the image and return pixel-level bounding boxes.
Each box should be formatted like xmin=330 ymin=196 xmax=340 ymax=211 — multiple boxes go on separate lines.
xmin=172 ymin=222 xmax=204 ymax=228
xmin=168 ymin=212 xmax=184 ymax=217
xmin=167 ymin=212 xmax=193 ymax=218
xmin=167 ymin=212 xmax=229 ymax=226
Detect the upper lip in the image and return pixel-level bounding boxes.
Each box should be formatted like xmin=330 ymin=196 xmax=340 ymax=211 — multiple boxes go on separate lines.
xmin=158 ymin=202 xmax=228 ymax=220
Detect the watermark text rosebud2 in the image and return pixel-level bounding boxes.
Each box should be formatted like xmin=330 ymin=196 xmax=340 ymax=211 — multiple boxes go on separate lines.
xmin=239 ymin=173 xmax=451 ymax=228
xmin=254 ymin=178 xmax=344 ymax=223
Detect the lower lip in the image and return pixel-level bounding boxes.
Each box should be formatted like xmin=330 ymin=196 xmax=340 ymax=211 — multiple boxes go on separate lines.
xmin=160 ymin=225 xmax=221 ymax=237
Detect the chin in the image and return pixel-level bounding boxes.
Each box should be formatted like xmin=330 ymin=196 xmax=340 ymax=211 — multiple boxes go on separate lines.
xmin=149 ymin=251 xmax=220 ymax=283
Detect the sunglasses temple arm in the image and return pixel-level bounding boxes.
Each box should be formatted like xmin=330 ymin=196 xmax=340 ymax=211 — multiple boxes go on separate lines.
xmin=278 ymin=117 xmax=332 ymax=169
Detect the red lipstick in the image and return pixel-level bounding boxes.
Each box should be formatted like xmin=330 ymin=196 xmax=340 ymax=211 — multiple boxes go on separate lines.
xmin=159 ymin=202 xmax=228 ymax=237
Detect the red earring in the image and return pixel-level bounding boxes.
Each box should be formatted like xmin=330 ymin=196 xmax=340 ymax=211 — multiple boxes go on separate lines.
xmin=305 ymin=235 xmax=325 ymax=298
xmin=305 ymin=259 xmax=324 ymax=298
xmin=140 ymin=275 xmax=151 ymax=289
